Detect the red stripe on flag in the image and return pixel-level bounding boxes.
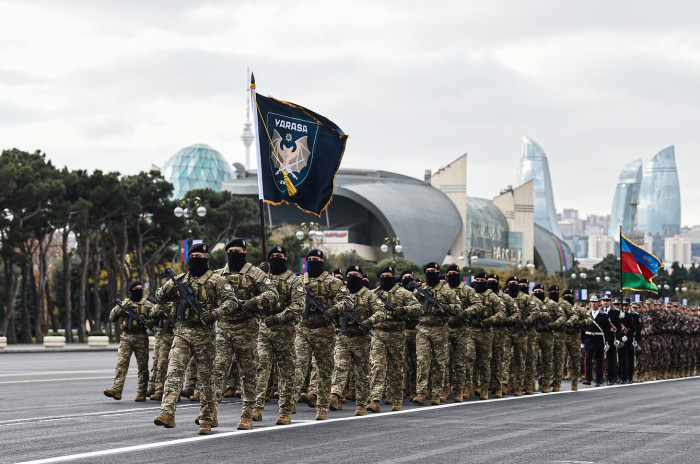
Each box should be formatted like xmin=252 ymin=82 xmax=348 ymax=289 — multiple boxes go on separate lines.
xmin=621 ymin=251 xmax=654 ymax=280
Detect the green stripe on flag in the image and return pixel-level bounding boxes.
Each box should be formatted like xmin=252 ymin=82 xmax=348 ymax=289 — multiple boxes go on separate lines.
xmin=621 ymin=271 xmax=658 ymax=292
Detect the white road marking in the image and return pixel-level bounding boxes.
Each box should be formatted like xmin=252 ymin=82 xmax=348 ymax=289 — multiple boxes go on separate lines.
xmin=14 ymin=376 xmax=699 ymax=464
xmin=0 ymin=370 xmax=116 ymax=377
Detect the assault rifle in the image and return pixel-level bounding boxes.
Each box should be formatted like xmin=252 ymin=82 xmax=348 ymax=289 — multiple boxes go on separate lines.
xmin=340 ymin=311 xmax=371 ymax=334
xmin=302 ymin=288 xmax=336 ymax=324
xmin=160 ymin=267 xmax=211 ymax=326
xmin=416 ymin=287 xmax=455 ymax=317
xmin=113 ymin=298 xmax=150 ymax=330
xmin=161 ymin=305 xmax=176 ymax=332
xmin=375 ymin=290 xmax=410 ymax=322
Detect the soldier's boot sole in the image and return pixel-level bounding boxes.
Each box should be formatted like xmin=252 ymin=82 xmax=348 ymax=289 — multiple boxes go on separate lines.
xmin=154 ymin=413 xmax=176 ymax=428
xmin=276 ymin=413 xmax=292 ymax=425
xmin=252 ymin=408 xmax=263 ymax=422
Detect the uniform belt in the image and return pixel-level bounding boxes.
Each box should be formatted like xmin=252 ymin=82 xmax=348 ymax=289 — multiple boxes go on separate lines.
xmin=223 ymin=316 xmax=253 ymax=324
xmin=376 ymin=325 xmax=405 ymax=333
xmin=343 ymin=329 xmax=367 ymax=338
xmin=419 ymin=320 xmax=446 ymax=328
xmin=585 ymin=331 xmax=603 ymax=336
xmin=177 ymin=320 xmax=206 ymax=328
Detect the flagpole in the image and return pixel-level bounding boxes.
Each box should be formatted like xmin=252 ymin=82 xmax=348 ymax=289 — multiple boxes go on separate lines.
xmin=619 ymin=223 xmax=623 ymax=301
xmin=250 ymin=72 xmax=267 ymax=259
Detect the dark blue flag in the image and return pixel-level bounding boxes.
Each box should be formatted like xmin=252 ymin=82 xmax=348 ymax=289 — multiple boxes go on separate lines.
xmin=252 ymin=91 xmax=348 ymax=216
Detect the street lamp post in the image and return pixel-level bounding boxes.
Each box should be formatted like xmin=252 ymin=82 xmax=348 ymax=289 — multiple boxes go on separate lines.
xmin=296 ymin=222 xmax=322 ymax=249
xmin=380 ymin=237 xmax=403 ymax=265
xmin=173 ymin=196 xmax=207 ymax=239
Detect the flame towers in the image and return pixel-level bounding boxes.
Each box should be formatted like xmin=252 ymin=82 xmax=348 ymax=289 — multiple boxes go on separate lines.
xmin=608 ymin=159 xmax=643 ymax=237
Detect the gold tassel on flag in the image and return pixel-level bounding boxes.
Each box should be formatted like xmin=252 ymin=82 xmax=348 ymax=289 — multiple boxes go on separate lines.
xmin=282 ymin=171 xmax=297 ymax=196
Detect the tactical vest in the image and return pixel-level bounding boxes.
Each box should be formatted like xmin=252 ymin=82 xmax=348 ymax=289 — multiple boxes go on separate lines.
xmin=377 ymin=286 xmax=404 ymax=322
xmin=478 ymin=289 xmax=496 ymax=319
xmin=120 ymin=298 xmax=149 ymax=333
xmin=304 ymin=273 xmax=334 ymax=315
xmin=270 ymin=270 xmax=295 ymax=314
xmin=221 ymin=263 xmax=259 ymax=302
xmin=177 ymin=271 xmax=215 ymax=321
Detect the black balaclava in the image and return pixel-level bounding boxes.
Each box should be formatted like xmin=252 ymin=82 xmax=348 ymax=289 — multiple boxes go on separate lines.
xmin=563 ymin=294 xmax=574 ymax=304
xmin=507 ymin=282 xmax=519 ymax=298
xmin=380 ymin=276 xmax=395 ymax=291
xmin=446 ymin=273 xmax=461 ymax=288
xmin=128 ymin=281 xmax=143 ymax=302
xmin=307 ymin=260 xmax=324 ymax=278
xmin=534 ymin=291 xmax=546 ymax=301
xmin=188 ymin=257 xmax=209 ymax=277
xmin=269 ymin=257 xmax=287 ymax=275
xmin=488 ymin=280 xmax=500 ymax=292
xmin=347 ymin=275 xmax=364 ymax=293
xmin=402 ymin=276 xmax=415 ymax=290
xmin=425 ymin=272 xmax=440 ymax=287
xmin=227 ymin=251 xmax=247 ymax=272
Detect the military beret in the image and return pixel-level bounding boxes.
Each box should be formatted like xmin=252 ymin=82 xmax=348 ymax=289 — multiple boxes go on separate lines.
xmin=505 ymin=275 xmax=518 ymax=284
xmin=562 ymin=288 xmax=574 ymax=296
xmin=331 ymin=268 xmax=342 ymax=276
xmin=445 ymin=264 xmax=460 ymax=273
xmin=622 ymin=298 xmax=631 ymax=305
xmin=474 ymin=272 xmax=488 ymax=280
xmin=399 ymin=270 xmax=414 ymax=278
xmin=267 ymin=246 xmax=287 ymax=258
xmin=188 ymin=242 xmax=209 ymax=256
xmin=423 ymin=262 xmax=440 ymax=272
xmin=225 ymin=238 xmax=247 ymax=250
xmin=518 ymin=278 xmax=529 ymax=285
xmin=548 ymin=284 xmax=559 ymax=292
xmin=128 ymin=280 xmax=143 ymax=291
xmin=488 ymin=273 xmax=499 ymax=281
xmin=601 ymin=294 xmax=611 ymax=300
xmin=589 ymin=294 xmax=599 ymax=302
xmin=532 ymin=284 xmax=544 ymax=291
xmin=306 ymin=249 xmax=324 ymax=259
xmin=346 ymin=265 xmax=363 ymax=276
xmin=377 ymin=265 xmax=394 ymax=278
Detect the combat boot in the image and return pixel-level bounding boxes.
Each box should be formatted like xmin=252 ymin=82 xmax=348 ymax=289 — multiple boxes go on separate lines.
xmin=514 ymin=388 xmax=523 ymax=397
xmin=479 ymin=389 xmax=489 ymax=400
xmin=391 ymin=401 xmax=403 ymax=411
xmin=463 ymin=387 xmax=473 ymax=399
xmin=506 ymin=384 xmax=515 ymax=395
xmin=355 ymin=405 xmax=367 ymax=416
xmin=234 ymin=390 xmax=242 ymax=398
xmin=552 ymin=384 xmax=561 ymax=393
xmin=135 ymin=395 xmax=147 ymax=402
xmin=571 ymin=381 xmax=578 ymax=391
xmin=198 ymin=423 xmax=212 ymax=435
xmin=315 ymin=410 xmax=328 ymax=420
xmin=384 ymin=396 xmax=392 ymax=405
xmin=540 ymin=384 xmax=550 ymax=394
xmin=276 ymin=413 xmax=291 ymax=425
xmin=154 ymin=413 xmax=176 ymax=428
xmin=441 ymin=388 xmax=450 ymax=402
xmin=237 ymin=413 xmax=253 ymax=430
xmin=345 ymin=389 xmax=356 ymax=401
xmin=367 ymin=400 xmax=381 ymax=413
xmin=190 ymin=391 xmax=201 ymax=402
xmin=494 ymin=387 xmax=503 ymax=398
xmin=454 ymin=388 xmax=464 ymax=402
xmin=103 ymin=388 xmax=122 ymax=400
xmin=222 ymin=387 xmax=236 ymax=398
xmin=307 ymin=393 xmax=318 ymax=408
xmin=524 ymin=386 xmax=534 ymax=395
xmin=298 ymin=392 xmax=309 ymax=404
xmin=412 ymin=394 xmax=425 ymax=405
xmin=431 ymin=396 xmax=441 ymax=405
xmin=329 ymin=393 xmax=342 ymax=411
xmin=147 ymin=387 xmax=155 ymax=397
xmin=150 ymin=391 xmax=163 ymax=401
xmin=180 ymin=389 xmax=193 ymax=398
xmin=252 ymin=408 xmax=263 ymax=422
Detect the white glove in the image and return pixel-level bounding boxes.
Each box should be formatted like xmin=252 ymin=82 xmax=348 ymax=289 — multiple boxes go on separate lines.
xmin=580 ymin=343 xmax=585 ymax=349
xmin=622 ymin=336 xmax=628 ymax=342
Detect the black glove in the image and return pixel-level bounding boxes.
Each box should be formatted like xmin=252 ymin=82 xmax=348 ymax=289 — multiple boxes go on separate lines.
xmin=264 ymin=315 xmax=280 ymax=327
xmin=360 ymin=319 xmax=373 ymax=332
xmin=114 ymin=307 xmax=124 ymax=317
xmin=259 ymin=262 xmax=270 ymax=273
xmin=323 ymin=308 xmax=339 ymax=322
xmin=243 ymin=299 xmax=259 ymax=314
xmin=201 ymin=310 xmax=217 ymax=325
xmin=393 ymin=306 xmax=406 ymax=317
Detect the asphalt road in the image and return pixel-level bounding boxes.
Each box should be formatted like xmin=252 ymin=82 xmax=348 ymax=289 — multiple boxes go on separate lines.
xmin=1 ymin=351 xmax=699 ymax=464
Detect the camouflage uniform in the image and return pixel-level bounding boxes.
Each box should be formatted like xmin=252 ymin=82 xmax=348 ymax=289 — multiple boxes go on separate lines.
xmin=213 ymin=263 xmax=278 ymax=418
xmin=331 ymin=286 xmax=386 ymax=406
xmin=414 ymin=282 xmax=461 ymax=400
xmin=150 ymin=303 xmax=176 ymax=397
xmin=514 ymin=292 xmax=540 ymax=394
xmin=559 ymin=299 xmax=587 ymax=389
xmin=108 ymin=296 xmax=153 ymax=397
xmin=294 ymin=271 xmax=353 ymax=414
xmin=466 ymin=289 xmax=505 ymax=398
xmin=500 ymin=292 xmax=525 ymax=393
xmin=157 ymin=269 xmax=238 ymax=425
xmin=255 ymin=269 xmax=305 ymax=415
xmin=490 ymin=291 xmax=515 ymax=394
xmin=536 ymin=297 xmax=566 ymax=392
xmin=447 ymin=283 xmax=481 ymax=397
xmin=371 ymin=284 xmax=421 ymax=405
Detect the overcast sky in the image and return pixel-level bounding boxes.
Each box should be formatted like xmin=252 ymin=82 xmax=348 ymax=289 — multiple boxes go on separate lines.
xmin=2 ymin=0 xmax=699 ymax=226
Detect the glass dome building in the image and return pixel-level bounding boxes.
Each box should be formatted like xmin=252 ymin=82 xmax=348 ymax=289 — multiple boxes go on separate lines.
xmin=162 ymin=144 xmax=236 ymax=198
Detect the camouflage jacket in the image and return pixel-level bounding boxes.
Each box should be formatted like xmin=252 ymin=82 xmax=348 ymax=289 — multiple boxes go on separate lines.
xmin=559 ymin=299 xmax=588 ymax=331
xmin=416 ymin=281 xmax=461 ymax=326
xmin=301 ymin=271 xmax=354 ymax=328
xmin=156 ymin=270 xmax=238 ymax=325
xmin=342 ymin=286 xmax=387 ymax=333
xmin=497 ymin=290 xmax=520 ymax=328
xmin=454 ymin=283 xmax=482 ymax=316
xmin=373 ymin=284 xmax=421 ymax=330
xmin=514 ymin=293 xmax=541 ymax=328
xmin=475 ymin=289 xmax=506 ymax=326
xmin=267 ymin=270 xmax=305 ymax=325
xmin=149 ymin=302 xmax=176 ymax=334
xmin=540 ymin=297 xmax=567 ymax=330
xmin=216 ymin=262 xmax=279 ymax=322
xmin=109 ymin=296 xmax=154 ymax=333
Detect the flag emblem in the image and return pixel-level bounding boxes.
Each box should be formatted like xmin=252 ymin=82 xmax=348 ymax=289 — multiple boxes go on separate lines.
xmin=268 ymin=113 xmax=319 ymax=191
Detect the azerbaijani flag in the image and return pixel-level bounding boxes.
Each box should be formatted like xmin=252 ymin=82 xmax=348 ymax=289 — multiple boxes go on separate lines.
xmin=620 ymin=234 xmax=663 ymax=292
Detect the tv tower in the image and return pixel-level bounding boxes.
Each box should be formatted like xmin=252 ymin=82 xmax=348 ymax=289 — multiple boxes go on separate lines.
xmin=240 ymin=68 xmax=254 ymax=169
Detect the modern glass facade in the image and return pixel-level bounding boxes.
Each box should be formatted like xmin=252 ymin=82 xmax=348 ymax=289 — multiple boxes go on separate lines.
xmin=637 ymin=146 xmax=681 ymax=257
xmin=162 ymin=144 xmax=236 ymax=198
xmin=466 ymin=197 xmax=509 ymax=255
xmin=608 ymin=159 xmax=642 ymax=237
xmin=515 ymin=136 xmax=563 ymax=238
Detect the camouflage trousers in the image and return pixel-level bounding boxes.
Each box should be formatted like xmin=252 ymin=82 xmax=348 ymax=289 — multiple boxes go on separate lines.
xmin=447 ymin=326 xmax=470 ymax=390
xmin=111 ymin=333 xmax=150 ymax=396
xmin=465 ymin=327 xmax=494 ymax=392
xmin=148 ymin=331 xmax=161 ymax=393
xmin=255 ymin=323 xmax=296 ymax=414
xmin=537 ymin=330 xmax=554 ymax=389
xmin=153 ymin=331 xmax=174 ymax=394
xmin=331 ymin=334 xmax=371 ymax=404
xmin=161 ymin=325 xmax=215 ymax=423
xmin=523 ymin=329 xmax=539 ymax=391
xmin=294 ymin=325 xmax=335 ymax=412
xmin=562 ymin=331 xmax=581 ymax=384
xmin=185 ymin=356 xmax=199 ymax=392
xmin=415 ymin=324 xmax=448 ymax=396
xmin=552 ymin=331 xmax=566 ymax=388
xmin=504 ymin=329 xmax=527 ymax=390
xmin=212 ymin=318 xmax=259 ymax=416
xmin=370 ymin=329 xmax=406 ymax=403
xmin=489 ymin=327 xmax=508 ymax=390
xmin=404 ymin=328 xmax=418 ymax=396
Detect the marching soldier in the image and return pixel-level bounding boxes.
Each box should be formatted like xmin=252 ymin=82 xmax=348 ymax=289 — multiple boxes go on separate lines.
xmin=294 ymin=249 xmax=354 ymax=420
xmin=601 ymin=295 xmax=621 ymax=384
xmin=617 ymin=298 xmax=636 ymax=384
xmin=581 ymin=295 xmax=611 ymax=386
xmin=153 ymin=243 xmax=239 ymax=435
xmin=104 ymin=280 xmax=153 ymax=402
xmin=559 ymin=289 xmax=587 ymax=391
xmin=489 ymin=274 xmax=512 ymax=398
xmin=212 ymin=238 xmax=278 ymax=431
xmin=500 ymin=276 xmax=525 ymax=396
xmin=548 ymin=285 xmax=567 ymax=392
xmin=412 ymin=262 xmax=461 ymax=405
xmin=331 ymin=265 xmax=386 ymax=415
xmin=532 ymin=284 xmax=565 ymax=393
xmin=400 ymin=270 xmax=420 ymax=400
xmin=253 ymin=246 xmax=304 ymax=426
xmin=370 ymin=266 xmax=421 ymax=412
xmin=516 ymin=278 xmax=541 ymax=395
xmin=149 ymin=302 xmax=176 ymax=401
